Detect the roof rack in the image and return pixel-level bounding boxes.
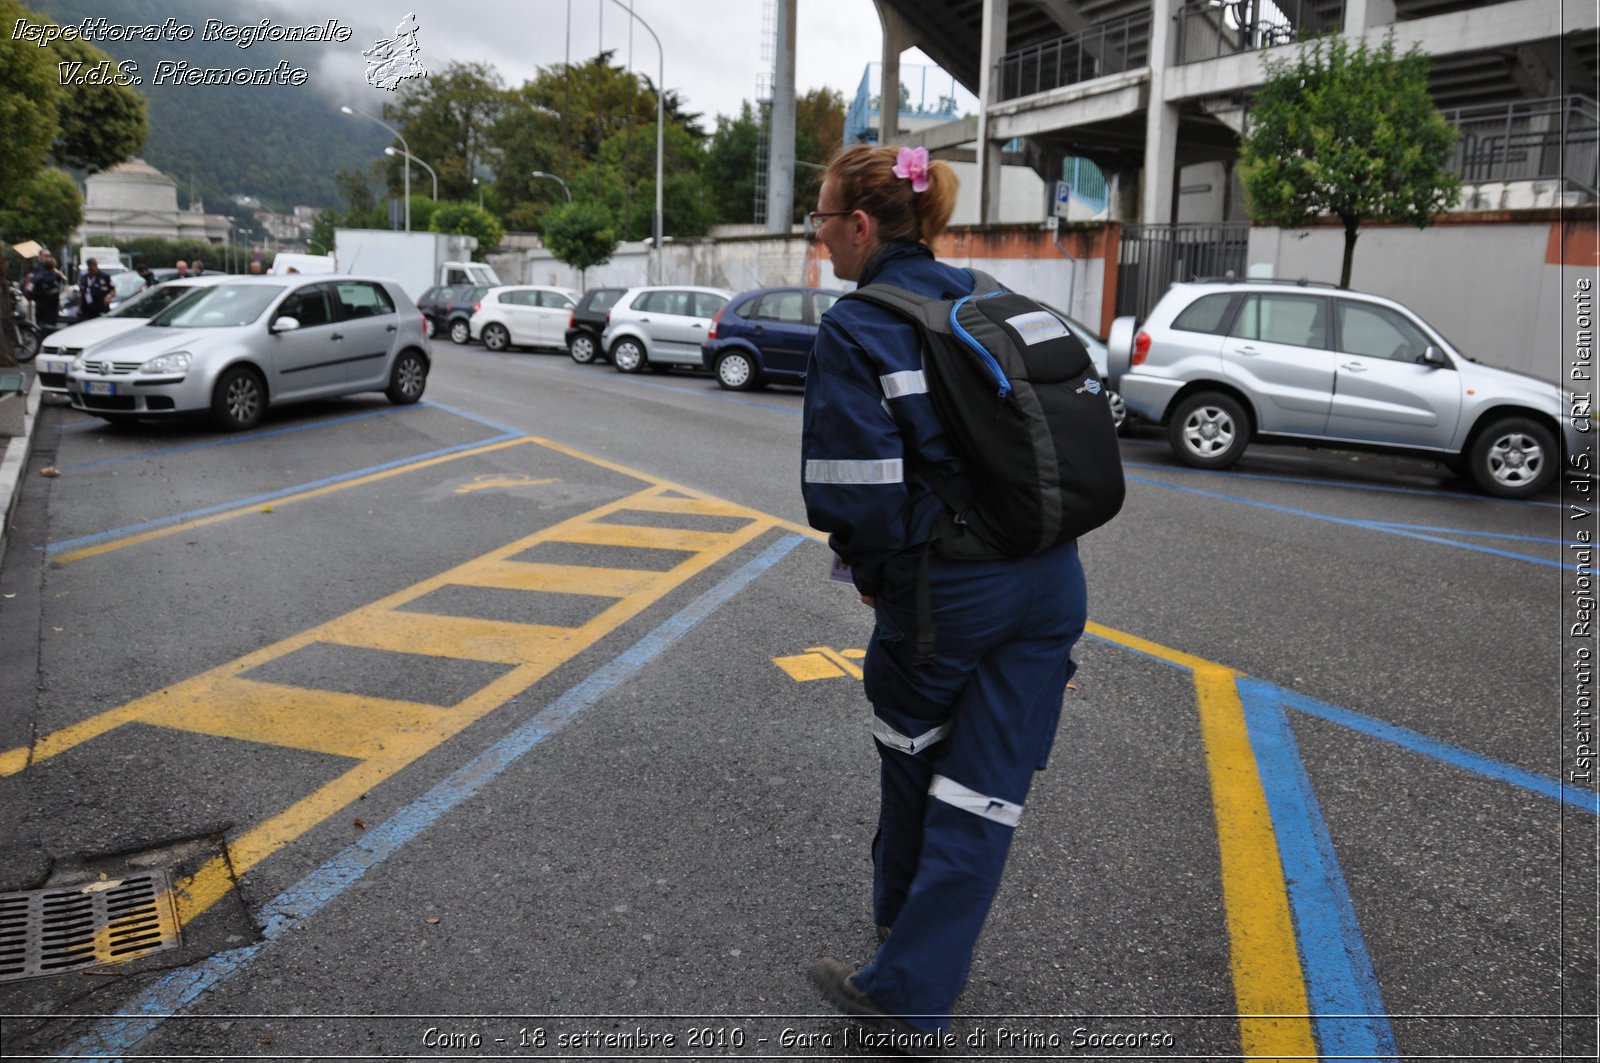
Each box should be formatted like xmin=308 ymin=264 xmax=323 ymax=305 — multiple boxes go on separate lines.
xmin=1191 ymin=274 xmax=1341 ymax=289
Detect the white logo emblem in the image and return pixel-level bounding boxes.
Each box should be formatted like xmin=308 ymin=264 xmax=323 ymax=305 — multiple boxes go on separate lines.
xmin=1078 ymin=377 xmax=1102 ymax=395
xmin=363 ymin=12 xmax=428 ymax=91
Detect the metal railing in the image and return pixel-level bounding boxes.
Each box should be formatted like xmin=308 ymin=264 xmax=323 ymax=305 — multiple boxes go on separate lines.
xmin=1175 ymin=0 xmax=1345 ymax=65
xmin=1116 ymin=223 xmax=1250 ymax=320
xmin=998 ymin=12 xmax=1152 ymax=101
xmin=1444 ymin=95 xmax=1599 ymax=200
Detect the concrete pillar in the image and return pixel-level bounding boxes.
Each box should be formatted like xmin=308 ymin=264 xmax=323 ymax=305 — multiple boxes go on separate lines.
xmin=1343 ymin=0 xmax=1396 ymax=33
xmin=974 ymin=0 xmax=1009 ymax=223
xmin=1140 ymin=0 xmax=1182 ymax=225
xmin=765 ymin=0 xmax=798 ymax=233
xmin=875 ymin=0 xmax=914 ymax=144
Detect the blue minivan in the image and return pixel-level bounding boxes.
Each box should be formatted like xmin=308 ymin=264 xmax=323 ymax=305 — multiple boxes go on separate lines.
xmin=701 ymin=286 xmax=844 ymax=391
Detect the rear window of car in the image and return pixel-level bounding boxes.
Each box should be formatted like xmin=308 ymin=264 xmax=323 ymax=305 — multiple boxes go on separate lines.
xmin=812 ymin=292 xmax=840 ymax=318
xmin=331 ymin=281 xmax=396 ymax=318
xmin=753 ymin=291 xmax=805 ymax=323
xmin=1230 ymin=294 xmax=1328 ymax=349
xmin=538 ymin=290 xmax=573 ymax=308
xmin=692 ymin=292 xmax=728 ymax=318
xmin=583 ymin=289 xmax=624 ymax=312
xmin=1170 ymin=293 xmax=1237 ymax=335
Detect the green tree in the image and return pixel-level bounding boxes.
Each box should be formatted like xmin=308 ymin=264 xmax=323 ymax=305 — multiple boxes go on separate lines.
xmin=0 ymin=168 xmax=83 ymax=251
xmin=51 ymin=36 xmax=148 ymax=171
xmin=0 ymin=0 xmax=62 ymax=191
xmin=1238 ymin=33 xmax=1461 ymax=288
xmin=542 ymin=201 xmax=619 ymax=285
xmin=587 ymin=123 xmax=713 ymax=240
xmin=430 ymin=202 xmax=505 ymax=255
xmin=385 ymin=61 xmax=506 ymax=203
xmin=793 ymin=88 xmax=846 ymax=224
xmin=704 ymin=103 xmax=761 ymax=224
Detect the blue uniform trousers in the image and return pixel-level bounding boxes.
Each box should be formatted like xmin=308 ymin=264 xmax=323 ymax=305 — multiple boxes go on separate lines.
xmin=853 ymin=539 xmax=1085 ymax=1030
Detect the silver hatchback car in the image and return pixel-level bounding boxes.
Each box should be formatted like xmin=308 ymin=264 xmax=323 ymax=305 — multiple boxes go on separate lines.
xmin=602 ymin=285 xmax=733 ymax=373
xmin=1109 ymin=280 xmax=1589 ymax=498
xmin=66 ymin=275 xmax=431 ymax=431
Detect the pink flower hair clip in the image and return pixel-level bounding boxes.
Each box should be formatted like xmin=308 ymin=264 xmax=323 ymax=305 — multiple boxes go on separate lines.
xmin=893 ymin=146 xmax=930 ymax=193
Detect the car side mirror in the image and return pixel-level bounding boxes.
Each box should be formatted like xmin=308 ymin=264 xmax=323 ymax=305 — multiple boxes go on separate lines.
xmin=271 ymin=316 xmax=301 ymax=333
xmin=1421 ymin=345 xmax=1448 ymax=368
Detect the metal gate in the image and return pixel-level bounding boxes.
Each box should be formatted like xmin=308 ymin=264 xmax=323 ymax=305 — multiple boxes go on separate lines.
xmin=1116 ymin=223 xmax=1250 ymax=320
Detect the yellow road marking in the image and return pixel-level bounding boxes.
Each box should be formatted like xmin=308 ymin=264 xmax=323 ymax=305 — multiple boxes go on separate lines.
xmin=454 ymin=474 xmax=557 ymax=494
xmin=53 ymin=437 xmax=538 ymax=564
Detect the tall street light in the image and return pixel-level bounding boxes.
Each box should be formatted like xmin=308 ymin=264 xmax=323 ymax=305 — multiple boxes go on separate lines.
xmin=531 ymin=170 xmax=572 ymax=203
xmin=341 ymin=104 xmax=410 ymax=232
xmin=385 ymin=146 xmax=438 ymax=202
xmin=605 ymin=0 xmax=663 ymax=284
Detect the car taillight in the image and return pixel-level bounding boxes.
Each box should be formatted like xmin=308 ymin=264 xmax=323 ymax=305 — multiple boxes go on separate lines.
xmin=474 ymin=301 xmax=482 ymax=313
xmin=708 ymin=307 xmax=724 ymax=340
xmin=568 ymin=311 xmax=575 ymax=328
xmin=1132 ymin=330 xmax=1151 ymax=366
xmin=604 ymin=310 xmax=611 ymax=326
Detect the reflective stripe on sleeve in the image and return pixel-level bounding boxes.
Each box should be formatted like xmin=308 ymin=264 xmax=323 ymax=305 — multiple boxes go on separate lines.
xmin=872 ymin=715 xmax=951 ymax=755
xmin=804 ymin=458 xmax=904 ymax=485
xmin=929 ymin=774 xmax=1023 ymax=827
xmin=879 ymin=369 xmax=928 ymax=399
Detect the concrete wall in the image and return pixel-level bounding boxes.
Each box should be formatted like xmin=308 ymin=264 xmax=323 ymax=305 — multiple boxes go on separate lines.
xmin=1246 ymin=213 xmax=1592 ymax=380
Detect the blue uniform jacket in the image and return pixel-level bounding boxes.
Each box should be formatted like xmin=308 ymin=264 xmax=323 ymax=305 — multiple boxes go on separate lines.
xmin=801 ymin=242 xmax=977 ymax=596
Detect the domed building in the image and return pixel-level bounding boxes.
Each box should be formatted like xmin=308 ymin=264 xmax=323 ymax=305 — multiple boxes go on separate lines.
xmin=75 ymin=157 xmax=231 ymax=245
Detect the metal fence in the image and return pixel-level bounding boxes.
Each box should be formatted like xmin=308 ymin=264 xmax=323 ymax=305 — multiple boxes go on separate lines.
xmin=1445 ymin=95 xmax=1599 ymax=200
xmin=998 ymin=12 xmax=1152 ymax=101
xmin=1116 ymin=223 xmax=1251 ymax=320
xmin=1175 ymin=0 xmax=1344 ymax=65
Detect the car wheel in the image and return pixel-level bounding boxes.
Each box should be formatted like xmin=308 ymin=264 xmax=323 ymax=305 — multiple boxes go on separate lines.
xmin=482 ymin=323 xmax=510 ymax=352
xmin=715 ymin=351 xmax=761 ymax=391
xmin=569 ymin=334 xmax=598 ymax=364
xmin=1168 ymin=391 xmax=1250 ymax=469
xmin=211 ymin=365 xmax=266 ymax=432
xmin=612 ymin=338 xmax=646 ymax=373
xmin=1467 ymin=416 xmax=1557 ymax=499
xmin=1106 ymin=388 xmax=1128 ymax=433
xmin=450 ymin=319 xmax=471 ymax=345
xmin=386 ymin=350 xmax=428 ymax=405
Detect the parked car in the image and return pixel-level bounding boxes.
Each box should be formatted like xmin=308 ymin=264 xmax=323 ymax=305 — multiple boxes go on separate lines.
xmin=439 ymin=284 xmax=494 ymax=344
xmin=701 ymin=286 xmax=843 ymax=391
xmin=65 ymin=275 xmax=431 ymax=431
xmin=469 ymin=285 xmax=581 ymax=352
xmin=415 ymin=284 xmax=457 ymax=338
xmin=564 ymin=286 xmax=629 ymax=364
xmin=1108 ymin=278 xmax=1589 ymax=497
xmin=602 ymin=285 xmax=734 ymax=373
xmin=34 ymin=276 xmax=228 ymax=394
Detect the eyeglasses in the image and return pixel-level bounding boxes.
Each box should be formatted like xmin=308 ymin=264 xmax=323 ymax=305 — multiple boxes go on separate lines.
xmin=807 ymin=209 xmax=853 ymax=229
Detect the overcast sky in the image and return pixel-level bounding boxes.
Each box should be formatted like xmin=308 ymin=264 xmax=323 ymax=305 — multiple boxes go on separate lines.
xmin=251 ymin=0 xmax=947 ymax=125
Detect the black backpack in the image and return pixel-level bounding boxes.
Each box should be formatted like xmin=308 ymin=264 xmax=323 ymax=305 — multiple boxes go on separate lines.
xmin=843 ymin=270 xmax=1125 ymax=560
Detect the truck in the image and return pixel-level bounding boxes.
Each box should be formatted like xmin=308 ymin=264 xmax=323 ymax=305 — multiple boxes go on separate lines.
xmin=332 ymin=229 xmax=500 ymax=302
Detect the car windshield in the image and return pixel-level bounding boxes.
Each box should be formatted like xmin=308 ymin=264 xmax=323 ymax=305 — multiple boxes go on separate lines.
xmin=148 ymin=283 xmax=286 ymax=328
xmin=109 ymin=283 xmax=206 ymax=320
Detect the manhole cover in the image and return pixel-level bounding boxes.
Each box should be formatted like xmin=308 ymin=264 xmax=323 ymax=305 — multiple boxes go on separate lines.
xmin=0 ymin=870 xmax=180 ymax=982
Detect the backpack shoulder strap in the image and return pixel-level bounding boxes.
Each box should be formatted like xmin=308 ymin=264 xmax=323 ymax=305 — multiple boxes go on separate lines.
xmin=965 ymin=269 xmax=1006 ymax=296
xmin=840 ymin=283 xmax=950 ymax=331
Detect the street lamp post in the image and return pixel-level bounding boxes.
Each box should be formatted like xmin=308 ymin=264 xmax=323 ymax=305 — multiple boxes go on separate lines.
xmin=473 ymin=177 xmax=483 ymax=208
xmin=385 ymin=146 xmax=438 ymax=202
xmin=342 ymin=104 xmax=411 ymax=232
xmin=604 ymin=0 xmax=664 ymax=284
xmin=531 ymin=170 xmax=572 ymax=203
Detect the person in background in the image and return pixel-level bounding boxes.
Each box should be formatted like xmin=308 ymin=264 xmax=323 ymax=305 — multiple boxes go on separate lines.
xmin=78 ymin=257 xmax=115 ymax=320
xmin=801 ymin=144 xmax=1089 ymax=1039
xmin=137 ymin=265 xmax=156 ymax=289
xmin=174 ymin=260 xmax=189 ymax=278
xmin=192 ymin=259 xmax=206 ymax=276
xmin=25 ymin=252 xmax=67 ymax=327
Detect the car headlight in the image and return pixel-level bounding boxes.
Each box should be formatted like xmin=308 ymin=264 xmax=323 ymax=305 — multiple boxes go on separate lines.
xmin=143 ymin=352 xmax=192 ymax=374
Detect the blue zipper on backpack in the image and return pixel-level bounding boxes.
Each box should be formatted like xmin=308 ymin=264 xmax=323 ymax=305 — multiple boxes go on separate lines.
xmin=949 ymin=292 xmax=1012 ymax=399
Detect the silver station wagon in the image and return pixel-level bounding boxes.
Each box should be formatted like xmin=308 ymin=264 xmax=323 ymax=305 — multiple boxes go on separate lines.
xmin=1110 ymin=280 xmax=1589 ymax=498
xmin=66 ymin=275 xmax=432 ymax=431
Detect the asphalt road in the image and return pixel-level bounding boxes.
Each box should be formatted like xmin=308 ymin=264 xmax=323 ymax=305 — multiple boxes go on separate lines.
xmin=0 ymin=340 xmax=1593 ymax=1061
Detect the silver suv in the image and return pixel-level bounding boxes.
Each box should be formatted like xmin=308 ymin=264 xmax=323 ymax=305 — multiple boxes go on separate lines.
xmin=1109 ymin=280 xmax=1588 ymax=498
xmin=602 ymin=285 xmax=733 ymax=373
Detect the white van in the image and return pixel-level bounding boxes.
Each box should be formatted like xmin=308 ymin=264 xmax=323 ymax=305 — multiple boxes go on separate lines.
xmin=268 ymin=252 xmax=337 ymax=276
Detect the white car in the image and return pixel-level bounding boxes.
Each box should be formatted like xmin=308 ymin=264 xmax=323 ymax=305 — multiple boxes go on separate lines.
xmin=34 ymin=276 xmax=228 ymax=394
xmin=469 ymin=285 xmax=580 ymax=352
xmin=602 ymin=285 xmax=733 ymax=373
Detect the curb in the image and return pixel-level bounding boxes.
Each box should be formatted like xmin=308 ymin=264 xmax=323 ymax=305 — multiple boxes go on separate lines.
xmin=0 ymin=380 xmax=44 ymax=572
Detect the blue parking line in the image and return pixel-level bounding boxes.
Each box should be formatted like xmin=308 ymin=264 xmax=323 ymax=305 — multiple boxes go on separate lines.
xmin=43 ymin=433 xmax=520 ymax=557
xmin=415 ymin=398 xmax=530 ymax=437
xmin=1363 ymin=519 xmax=1579 ymax=546
xmin=1266 ymin=682 xmax=1600 ymax=815
xmin=57 ymin=405 xmax=419 ymax=473
xmin=1237 ymin=678 xmax=1399 ymax=1062
xmin=1125 ymin=474 xmax=1573 ymax=570
xmin=54 ymin=533 xmax=804 ymax=1063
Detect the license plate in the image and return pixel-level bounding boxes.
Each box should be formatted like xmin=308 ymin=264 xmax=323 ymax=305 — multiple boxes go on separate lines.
xmin=40 ymin=360 xmax=67 ymax=374
xmin=87 ymin=381 xmax=117 ymax=396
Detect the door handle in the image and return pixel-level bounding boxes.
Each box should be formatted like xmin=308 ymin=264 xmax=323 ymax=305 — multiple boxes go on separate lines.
xmin=1341 ymin=362 xmax=1369 ymax=372
xmin=639 ymin=317 xmax=650 ymax=322
xmin=385 ymin=325 xmax=397 ymax=332
xmin=331 ymin=332 xmax=344 ymax=341
xmin=752 ymin=326 xmax=764 ymax=334
xmin=692 ymin=323 xmax=704 ymax=329
xmin=1235 ymin=345 xmax=1260 ymax=355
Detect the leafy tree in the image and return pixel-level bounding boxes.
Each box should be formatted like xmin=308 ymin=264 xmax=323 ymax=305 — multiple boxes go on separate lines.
xmin=705 ymin=103 xmax=761 ymax=224
xmin=792 ymin=88 xmax=845 ymax=224
xmin=308 ymin=210 xmax=337 ymax=255
xmin=384 ymin=61 xmax=506 ymax=203
xmin=50 ymin=36 xmax=147 ymax=171
xmin=588 ymin=123 xmax=713 ymax=240
xmin=430 ymin=202 xmax=505 ymax=255
xmin=0 ymin=168 xmax=83 ymax=251
xmin=0 ymin=0 xmax=62 ymax=191
xmin=542 ymin=201 xmax=619 ymax=285
xmin=1238 ymin=33 xmax=1461 ymax=288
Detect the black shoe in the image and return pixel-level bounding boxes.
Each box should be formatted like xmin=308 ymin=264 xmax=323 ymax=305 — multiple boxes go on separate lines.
xmin=807 ymin=958 xmax=938 ymax=1050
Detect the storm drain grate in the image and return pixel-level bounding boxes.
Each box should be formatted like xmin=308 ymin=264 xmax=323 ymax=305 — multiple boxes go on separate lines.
xmin=0 ymin=870 xmax=180 ymax=982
